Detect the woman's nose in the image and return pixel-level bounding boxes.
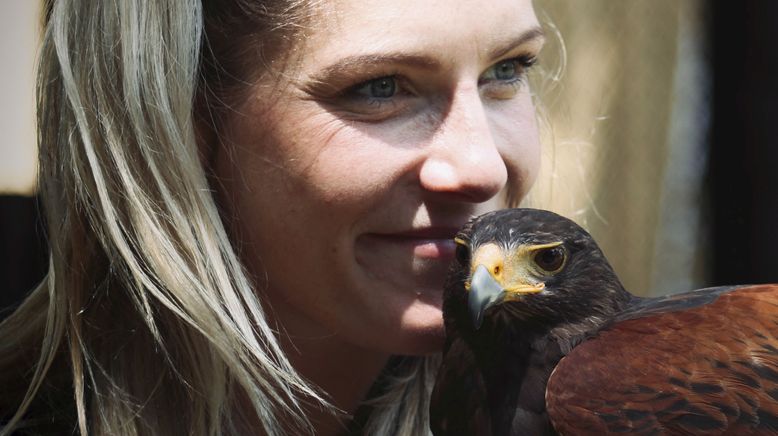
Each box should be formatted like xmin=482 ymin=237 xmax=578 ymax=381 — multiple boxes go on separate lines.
xmin=419 ymin=86 xmax=508 ymax=203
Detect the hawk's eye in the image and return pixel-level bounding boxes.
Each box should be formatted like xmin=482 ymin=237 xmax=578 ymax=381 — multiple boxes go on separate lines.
xmin=455 ymin=243 xmax=470 ymax=265
xmin=534 ymin=246 xmax=566 ymax=272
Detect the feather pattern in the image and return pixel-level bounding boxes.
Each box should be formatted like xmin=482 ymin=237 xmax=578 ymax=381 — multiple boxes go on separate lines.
xmin=430 ymin=209 xmax=778 ymax=436
xmin=547 ymin=284 xmax=778 ymax=435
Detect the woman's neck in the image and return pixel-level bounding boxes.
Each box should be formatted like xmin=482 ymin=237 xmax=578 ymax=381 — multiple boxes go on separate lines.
xmin=271 ymin=302 xmax=391 ymax=436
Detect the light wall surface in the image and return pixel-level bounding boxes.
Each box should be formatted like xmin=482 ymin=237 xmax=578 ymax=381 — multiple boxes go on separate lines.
xmin=0 ymin=1 xmax=41 ymax=195
xmin=532 ymin=0 xmax=708 ymax=296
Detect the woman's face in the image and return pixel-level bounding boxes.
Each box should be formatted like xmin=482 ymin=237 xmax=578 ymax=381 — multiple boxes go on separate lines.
xmin=214 ymin=0 xmax=544 ymax=354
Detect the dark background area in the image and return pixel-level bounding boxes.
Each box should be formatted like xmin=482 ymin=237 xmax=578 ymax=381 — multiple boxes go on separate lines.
xmin=1 ymin=2 xmax=777 ymax=317
xmin=1 ymin=196 xmax=47 ymax=316
xmin=708 ymin=1 xmax=778 ymax=286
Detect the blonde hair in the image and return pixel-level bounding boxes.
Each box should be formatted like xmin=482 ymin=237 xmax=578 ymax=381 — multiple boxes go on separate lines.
xmin=0 ymin=1 xmax=441 ymax=435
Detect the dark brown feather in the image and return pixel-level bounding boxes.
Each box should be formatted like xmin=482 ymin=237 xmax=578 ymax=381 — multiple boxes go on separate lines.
xmin=430 ymin=336 xmax=492 ymax=436
xmin=547 ymin=284 xmax=778 ymax=435
xmin=432 ymin=209 xmax=778 ymax=436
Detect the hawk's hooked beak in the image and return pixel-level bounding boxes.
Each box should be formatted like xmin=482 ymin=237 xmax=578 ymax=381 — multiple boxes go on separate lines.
xmin=466 ymin=242 xmax=550 ymax=329
xmin=468 ymin=265 xmax=506 ymax=329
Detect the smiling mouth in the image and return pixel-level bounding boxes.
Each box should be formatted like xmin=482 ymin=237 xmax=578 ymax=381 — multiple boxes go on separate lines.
xmin=362 ymin=227 xmax=460 ymax=259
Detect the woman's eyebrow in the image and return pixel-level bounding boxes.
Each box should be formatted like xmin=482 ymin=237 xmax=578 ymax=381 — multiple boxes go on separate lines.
xmin=310 ymin=53 xmax=443 ymax=83
xmin=487 ymin=26 xmax=545 ymax=60
xmin=307 ymin=27 xmax=545 ymax=85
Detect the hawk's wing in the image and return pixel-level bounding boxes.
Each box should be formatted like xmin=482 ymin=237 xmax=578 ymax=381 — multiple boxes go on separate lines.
xmin=547 ymin=284 xmax=778 ymax=435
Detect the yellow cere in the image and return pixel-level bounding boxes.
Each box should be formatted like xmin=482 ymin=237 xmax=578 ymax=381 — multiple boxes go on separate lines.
xmin=469 ymin=241 xmax=565 ymax=296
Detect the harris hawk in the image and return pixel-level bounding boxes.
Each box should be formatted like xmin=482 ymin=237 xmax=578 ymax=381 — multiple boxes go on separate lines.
xmin=430 ymin=208 xmax=778 ymax=435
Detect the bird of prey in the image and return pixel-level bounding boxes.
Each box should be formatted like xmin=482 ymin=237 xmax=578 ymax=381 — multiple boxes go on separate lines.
xmin=430 ymin=208 xmax=778 ymax=435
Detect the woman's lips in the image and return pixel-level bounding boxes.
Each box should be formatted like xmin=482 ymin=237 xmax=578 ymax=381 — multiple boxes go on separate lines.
xmin=354 ymin=227 xmax=461 ymax=290
xmin=362 ymin=228 xmax=459 ymax=260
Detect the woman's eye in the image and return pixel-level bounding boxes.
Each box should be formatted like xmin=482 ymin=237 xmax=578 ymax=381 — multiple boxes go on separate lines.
xmin=482 ymin=56 xmax=536 ymax=82
xmin=353 ymin=76 xmax=398 ymax=99
xmin=493 ymin=60 xmax=519 ymax=81
xmin=479 ymin=55 xmax=537 ymax=98
xmin=332 ymin=75 xmax=412 ymax=120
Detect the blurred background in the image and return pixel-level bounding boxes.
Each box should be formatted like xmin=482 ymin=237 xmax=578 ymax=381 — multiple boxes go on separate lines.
xmin=531 ymin=0 xmax=778 ymax=296
xmin=1 ymin=1 xmax=776 ymax=313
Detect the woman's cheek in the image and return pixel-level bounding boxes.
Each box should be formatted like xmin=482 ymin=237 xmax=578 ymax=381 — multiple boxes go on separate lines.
xmin=490 ymin=95 xmax=542 ymax=191
xmin=288 ymin=125 xmax=416 ymax=202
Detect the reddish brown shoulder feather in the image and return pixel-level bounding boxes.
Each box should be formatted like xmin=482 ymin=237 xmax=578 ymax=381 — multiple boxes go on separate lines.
xmin=547 ymin=284 xmax=778 ymax=435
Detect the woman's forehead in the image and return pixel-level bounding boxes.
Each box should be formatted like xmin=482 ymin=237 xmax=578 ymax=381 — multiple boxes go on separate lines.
xmin=302 ymin=0 xmax=541 ymax=67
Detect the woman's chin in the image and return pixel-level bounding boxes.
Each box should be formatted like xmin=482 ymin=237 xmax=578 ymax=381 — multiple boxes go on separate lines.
xmin=394 ymin=297 xmax=446 ymax=354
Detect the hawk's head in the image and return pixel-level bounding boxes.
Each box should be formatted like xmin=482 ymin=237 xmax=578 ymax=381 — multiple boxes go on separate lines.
xmin=447 ymin=208 xmax=628 ymax=332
